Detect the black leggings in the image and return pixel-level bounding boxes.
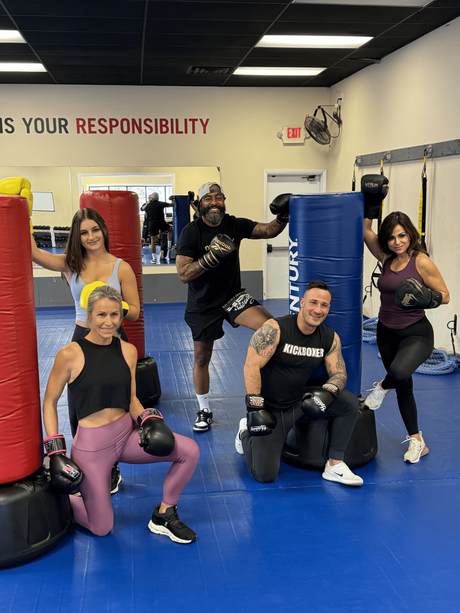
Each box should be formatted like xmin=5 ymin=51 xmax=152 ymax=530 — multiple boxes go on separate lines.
xmin=377 ymin=317 xmax=434 ymax=436
xmin=68 ymin=324 xmax=128 ymax=437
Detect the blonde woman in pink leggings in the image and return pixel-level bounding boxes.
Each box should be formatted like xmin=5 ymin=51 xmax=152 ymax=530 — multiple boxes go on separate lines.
xmin=42 ymin=284 xmax=199 ymax=544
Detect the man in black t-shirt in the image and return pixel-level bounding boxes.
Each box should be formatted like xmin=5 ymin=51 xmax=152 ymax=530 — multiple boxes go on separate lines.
xmin=142 ymin=192 xmax=174 ymax=262
xmin=236 ymin=280 xmax=363 ymax=486
xmin=176 ymin=181 xmax=290 ymax=433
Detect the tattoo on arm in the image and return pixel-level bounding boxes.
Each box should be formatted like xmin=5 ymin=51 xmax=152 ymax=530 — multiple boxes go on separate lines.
xmin=325 ymin=335 xmax=347 ymax=393
xmin=251 ymin=219 xmax=286 ymax=239
xmin=249 ymin=323 xmax=278 ymax=358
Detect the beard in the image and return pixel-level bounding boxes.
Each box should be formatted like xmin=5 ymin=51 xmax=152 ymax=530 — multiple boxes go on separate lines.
xmin=202 ymin=204 xmax=226 ymax=224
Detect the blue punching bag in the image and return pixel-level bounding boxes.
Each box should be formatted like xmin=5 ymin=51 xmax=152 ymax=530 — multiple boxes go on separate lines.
xmin=172 ymin=195 xmax=191 ymax=245
xmin=283 ymin=192 xmax=377 ymax=471
xmin=288 ymin=192 xmax=364 ymax=396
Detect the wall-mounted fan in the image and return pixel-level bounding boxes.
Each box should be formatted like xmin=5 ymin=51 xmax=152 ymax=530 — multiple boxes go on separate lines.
xmin=304 ymin=99 xmax=342 ymax=145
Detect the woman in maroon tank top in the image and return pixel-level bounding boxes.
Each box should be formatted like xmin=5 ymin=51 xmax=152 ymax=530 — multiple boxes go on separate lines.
xmin=363 ymin=212 xmax=449 ymax=463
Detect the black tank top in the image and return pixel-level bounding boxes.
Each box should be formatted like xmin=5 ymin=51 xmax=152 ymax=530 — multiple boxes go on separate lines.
xmin=68 ymin=336 xmax=131 ymax=421
xmin=261 ymin=314 xmax=335 ymax=412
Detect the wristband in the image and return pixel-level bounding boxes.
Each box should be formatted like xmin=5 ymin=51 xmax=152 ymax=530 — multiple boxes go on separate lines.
xmin=245 ymin=394 xmax=264 ymax=410
xmin=137 ymin=408 xmax=163 ymax=427
xmin=44 ymin=434 xmax=66 ymax=455
xmin=322 ymin=383 xmax=339 ymax=396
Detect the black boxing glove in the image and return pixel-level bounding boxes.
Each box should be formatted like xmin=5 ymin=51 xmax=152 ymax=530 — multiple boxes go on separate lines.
xmin=44 ymin=434 xmax=83 ymax=495
xmin=138 ymin=409 xmax=175 ymax=456
xmin=198 ymin=234 xmax=236 ymax=271
xmin=395 ymin=278 xmax=442 ymax=309
xmin=361 ymin=175 xmax=389 ymax=219
xmin=246 ymin=394 xmax=277 ymax=436
xmin=301 ymin=384 xmax=339 ymax=421
xmin=269 ymin=193 xmax=292 ymax=224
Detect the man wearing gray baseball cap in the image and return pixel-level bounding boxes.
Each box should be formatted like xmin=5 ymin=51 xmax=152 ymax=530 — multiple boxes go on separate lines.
xmin=176 ymin=181 xmax=290 ymax=433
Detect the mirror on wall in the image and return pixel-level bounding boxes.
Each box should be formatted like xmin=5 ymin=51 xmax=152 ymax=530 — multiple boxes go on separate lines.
xmin=0 ymin=165 xmax=220 ymax=267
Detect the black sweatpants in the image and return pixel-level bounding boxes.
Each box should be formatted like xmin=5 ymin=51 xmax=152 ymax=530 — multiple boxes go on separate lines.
xmin=377 ymin=316 xmax=434 ymax=436
xmin=241 ymin=389 xmax=359 ymax=483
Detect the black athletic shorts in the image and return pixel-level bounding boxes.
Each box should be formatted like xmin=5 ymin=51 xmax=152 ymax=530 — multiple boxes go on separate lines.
xmin=149 ymin=219 xmax=170 ymax=236
xmin=185 ymin=290 xmax=261 ymax=342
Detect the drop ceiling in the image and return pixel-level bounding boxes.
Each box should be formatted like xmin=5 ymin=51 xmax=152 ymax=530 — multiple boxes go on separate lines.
xmin=0 ymin=0 xmax=459 ymax=87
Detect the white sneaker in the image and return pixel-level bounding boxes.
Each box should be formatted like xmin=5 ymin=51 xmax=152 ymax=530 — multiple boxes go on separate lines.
xmin=322 ymin=461 xmax=363 ymax=486
xmin=403 ymin=432 xmax=429 ymax=463
xmin=364 ymin=381 xmax=390 ymax=410
xmin=234 ymin=417 xmax=247 ymax=455
xmin=151 ymin=256 xmax=157 ymax=264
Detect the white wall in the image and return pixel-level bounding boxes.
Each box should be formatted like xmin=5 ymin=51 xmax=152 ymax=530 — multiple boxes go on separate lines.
xmin=1 ymin=16 xmax=459 ymax=349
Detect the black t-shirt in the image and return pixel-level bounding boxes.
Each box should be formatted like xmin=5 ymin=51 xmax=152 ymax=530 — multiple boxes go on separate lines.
xmin=177 ymin=214 xmax=257 ymax=313
xmin=145 ymin=200 xmax=170 ymax=227
xmin=261 ymin=314 xmax=335 ymax=411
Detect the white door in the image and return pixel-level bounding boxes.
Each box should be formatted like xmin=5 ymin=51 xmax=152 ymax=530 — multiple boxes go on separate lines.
xmin=263 ymin=171 xmax=326 ymax=299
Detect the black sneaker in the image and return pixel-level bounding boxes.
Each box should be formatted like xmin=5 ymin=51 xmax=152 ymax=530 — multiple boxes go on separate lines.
xmin=148 ymin=505 xmax=197 ymax=544
xmin=193 ymin=409 xmax=213 ymax=432
xmin=110 ymin=462 xmax=122 ymax=495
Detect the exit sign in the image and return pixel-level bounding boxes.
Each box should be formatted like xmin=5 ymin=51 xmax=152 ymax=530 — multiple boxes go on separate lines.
xmin=279 ymin=126 xmax=305 ymax=144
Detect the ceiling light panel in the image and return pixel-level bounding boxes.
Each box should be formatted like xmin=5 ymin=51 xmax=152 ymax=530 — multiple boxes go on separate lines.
xmin=293 ymin=0 xmax=428 ymax=6
xmin=234 ymin=67 xmax=325 ymax=76
xmin=256 ymin=35 xmax=373 ymax=49
xmin=0 ymin=63 xmax=46 ymax=72
xmin=0 ymin=30 xmax=26 ymax=43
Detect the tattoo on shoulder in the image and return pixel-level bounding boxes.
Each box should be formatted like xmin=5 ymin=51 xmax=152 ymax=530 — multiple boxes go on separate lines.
xmin=249 ymin=323 xmax=278 ymax=356
xmin=328 ymin=337 xmax=338 ymax=354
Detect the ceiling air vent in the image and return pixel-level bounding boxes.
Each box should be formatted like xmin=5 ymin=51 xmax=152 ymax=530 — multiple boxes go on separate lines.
xmin=186 ymin=66 xmax=231 ymax=75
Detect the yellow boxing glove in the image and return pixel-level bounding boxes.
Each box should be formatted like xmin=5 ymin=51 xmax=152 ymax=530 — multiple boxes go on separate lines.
xmin=80 ymin=281 xmax=107 ymax=310
xmin=0 ymin=177 xmax=34 ymax=233
xmin=80 ymin=280 xmax=129 ymax=317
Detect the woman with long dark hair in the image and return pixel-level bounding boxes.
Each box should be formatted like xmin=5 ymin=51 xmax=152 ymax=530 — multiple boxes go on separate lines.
xmin=364 ymin=211 xmax=449 ymax=463
xmin=32 ymin=207 xmax=140 ymax=491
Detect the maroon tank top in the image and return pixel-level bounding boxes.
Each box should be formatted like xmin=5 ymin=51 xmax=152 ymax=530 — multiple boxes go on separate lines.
xmin=377 ymin=252 xmax=425 ymax=329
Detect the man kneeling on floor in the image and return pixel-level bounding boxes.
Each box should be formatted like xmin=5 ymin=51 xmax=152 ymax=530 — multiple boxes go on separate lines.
xmin=235 ymin=280 xmax=363 ymax=486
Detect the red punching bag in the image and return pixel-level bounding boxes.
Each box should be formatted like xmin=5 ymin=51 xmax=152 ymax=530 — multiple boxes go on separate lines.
xmin=0 ymin=196 xmax=43 ymax=484
xmin=79 ymin=190 xmax=145 ymax=358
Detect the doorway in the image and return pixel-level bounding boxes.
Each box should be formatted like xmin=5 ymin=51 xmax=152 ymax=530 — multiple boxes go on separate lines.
xmin=263 ymin=170 xmax=326 ymax=299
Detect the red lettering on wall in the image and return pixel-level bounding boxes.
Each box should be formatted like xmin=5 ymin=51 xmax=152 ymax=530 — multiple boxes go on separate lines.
xmin=200 ymin=118 xmax=209 ymax=134
xmin=87 ymin=118 xmax=97 ymax=134
xmin=132 ymin=118 xmax=142 ymax=134
xmin=120 ymin=118 xmax=130 ymax=134
xmin=98 ymin=118 xmax=107 ymax=134
xmin=144 ymin=118 xmax=153 ymax=134
xmin=76 ymin=118 xmax=86 ymax=134
xmin=159 ymin=118 xmax=169 ymax=134
xmin=109 ymin=118 xmax=119 ymax=133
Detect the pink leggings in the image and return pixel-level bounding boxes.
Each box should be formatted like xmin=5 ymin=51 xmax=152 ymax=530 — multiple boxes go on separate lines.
xmin=69 ymin=412 xmax=200 ymax=536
